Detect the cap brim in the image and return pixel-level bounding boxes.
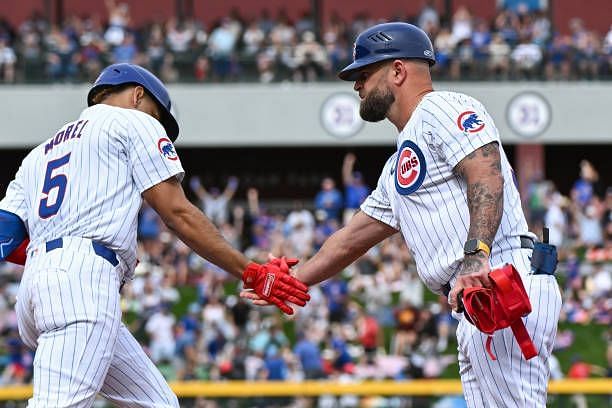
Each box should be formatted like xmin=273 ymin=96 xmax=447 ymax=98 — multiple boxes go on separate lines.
xmin=337 ymin=54 xmax=398 ymax=81
xmin=160 ymin=110 xmax=179 ymax=142
xmin=338 ymin=57 xmax=381 ymax=81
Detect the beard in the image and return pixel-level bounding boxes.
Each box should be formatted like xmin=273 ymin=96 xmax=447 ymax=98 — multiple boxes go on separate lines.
xmin=359 ymin=86 xmax=395 ymax=122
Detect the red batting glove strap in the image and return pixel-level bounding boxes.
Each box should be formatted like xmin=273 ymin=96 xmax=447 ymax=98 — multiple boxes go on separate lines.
xmin=6 ymin=238 xmax=29 ymax=265
xmin=462 ymin=264 xmax=537 ymax=361
xmin=241 ymin=262 xmax=263 ymax=289
xmin=242 ymin=262 xmax=278 ymax=300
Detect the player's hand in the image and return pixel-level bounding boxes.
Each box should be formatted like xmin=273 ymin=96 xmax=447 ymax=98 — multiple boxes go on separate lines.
xmin=449 ymin=252 xmax=492 ymax=312
xmin=241 ymin=256 xmax=309 ymax=315
xmin=241 ymin=289 xmax=267 ymax=305
xmin=241 ymin=255 xmax=299 ymax=308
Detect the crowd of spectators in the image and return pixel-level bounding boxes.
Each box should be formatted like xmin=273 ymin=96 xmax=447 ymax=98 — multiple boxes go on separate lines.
xmin=526 ymin=160 xmax=611 ymax=327
xmin=0 ymin=151 xmax=609 ymax=406
xmin=0 ymin=1 xmax=611 ymax=84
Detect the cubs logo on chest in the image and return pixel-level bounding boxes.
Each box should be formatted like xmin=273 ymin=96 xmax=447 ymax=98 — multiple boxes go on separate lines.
xmin=394 ymin=140 xmax=426 ymax=195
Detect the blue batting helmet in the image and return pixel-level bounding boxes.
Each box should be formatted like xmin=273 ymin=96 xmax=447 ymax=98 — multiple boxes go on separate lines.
xmin=87 ymin=63 xmax=179 ymax=141
xmin=338 ymin=22 xmax=435 ymax=81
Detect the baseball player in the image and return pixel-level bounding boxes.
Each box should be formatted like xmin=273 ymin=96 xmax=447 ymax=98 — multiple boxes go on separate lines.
xmin=244 ymin=23 xmax=561 ymax=407
xmin=0 ymin=63 xmax=310 ymax=407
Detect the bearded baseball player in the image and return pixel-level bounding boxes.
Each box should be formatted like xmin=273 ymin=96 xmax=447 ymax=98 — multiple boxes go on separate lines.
xmin=244 ymin=23 xmax=561 ymax=407
xmin=0 ymin=63 xmax=310 ymax=407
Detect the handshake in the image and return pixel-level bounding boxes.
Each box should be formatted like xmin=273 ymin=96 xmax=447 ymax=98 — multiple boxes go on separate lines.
xmin=241 ymin=256 xmax=309 ymax=315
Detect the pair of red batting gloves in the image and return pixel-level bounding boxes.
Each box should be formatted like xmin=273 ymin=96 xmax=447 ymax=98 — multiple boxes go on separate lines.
xmin=242 ymin=257 xmax=309 ymax=315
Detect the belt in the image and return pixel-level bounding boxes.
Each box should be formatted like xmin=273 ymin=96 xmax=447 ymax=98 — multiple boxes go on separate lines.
xmin=442 ymin=235 xmax=536 ymax=296
xmin=46 ymin=237 xmax=119 ymax=267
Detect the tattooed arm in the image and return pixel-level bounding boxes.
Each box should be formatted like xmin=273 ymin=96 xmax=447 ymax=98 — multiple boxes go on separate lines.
xmin=449 ymin=141 xmax=504 ymax=311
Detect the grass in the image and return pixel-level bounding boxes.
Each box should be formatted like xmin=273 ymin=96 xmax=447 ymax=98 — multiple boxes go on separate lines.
xmin=554 ymin=322 xmax=608 ymax=373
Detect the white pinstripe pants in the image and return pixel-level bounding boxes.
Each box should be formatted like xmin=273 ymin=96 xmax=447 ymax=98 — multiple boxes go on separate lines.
xmin=455 ymin=252 xmax=562 ymax=408
xmin=16 ymin=239 xmax=179 ymax=407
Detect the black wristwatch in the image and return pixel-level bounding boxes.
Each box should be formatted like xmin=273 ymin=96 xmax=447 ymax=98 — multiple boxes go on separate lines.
xmin=463 ymin=239 xmax=490 ymax=256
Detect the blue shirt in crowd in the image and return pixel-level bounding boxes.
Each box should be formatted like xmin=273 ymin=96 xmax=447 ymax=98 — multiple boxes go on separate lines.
xmin=294 ymin=339 xmax=323 ymax=372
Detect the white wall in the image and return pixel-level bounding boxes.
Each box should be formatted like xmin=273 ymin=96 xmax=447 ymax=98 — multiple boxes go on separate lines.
xmin=0 ymin=82 xmax=610 ymax=148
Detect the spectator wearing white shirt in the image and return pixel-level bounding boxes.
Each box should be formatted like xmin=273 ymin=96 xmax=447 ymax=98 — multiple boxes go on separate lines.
xmin=145 ymin=304 xmax=177 ymax=364
xmin=488 ymin=33 xmax=511 ymax=79
xmin=417 ymin=0 xmax=440 ymax=34
xmin=208 ymin=18 xmax=239 ymax=80
xmin=511 ymin=36 xmax=542 ymax=79
xmin=0 ymin=37 xmax=16 ymax=82
xmin=145 ymin=23 xmax=166 ymax=74
xmin=269 ymin=12 xmax=296 ymax=47
xmin=604 ymin=24 xmax=612 ymax=64
xmin=103 ymin=0 xmax=130 ymax=46
xmin=242 ymin=20 xmax=265 ymax=58
xmin=576 ymin=199 xmax=604 ymax=247
xmin=451 ymin=6 xmax=473 ymax=45
xmin=190 ymin=176 xmax=239 ymax=226
xmin=166 ymin=18 xmax=195 ymax=54
xmin=587 ymin=264 xmax=611 ymax=299
xmin=202 ymin=295 xmax=227 ymax=328
xmin=293 ymin=31 xmax=329 ymax=81
xmin=545 ymin=192 xmax=568 ymax=247
xmin=286 ymin=203 xmax=315 ymax=258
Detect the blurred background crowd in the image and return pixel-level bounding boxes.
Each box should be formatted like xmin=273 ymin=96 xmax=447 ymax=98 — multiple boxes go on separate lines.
xmin=0 ymin=0 xmax=610 ymax=406
xmin=0 ymin=0 xmax=611 ymax=84
xmin=0 ymin=151 xmax=609 ymax=406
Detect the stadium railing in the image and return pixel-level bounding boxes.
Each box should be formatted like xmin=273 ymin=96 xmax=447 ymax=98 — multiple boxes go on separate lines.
xmin=0 ymin=379 xmax=610 ymax=400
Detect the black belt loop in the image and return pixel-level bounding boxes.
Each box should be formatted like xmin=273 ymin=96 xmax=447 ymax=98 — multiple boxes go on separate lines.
xmin=442 ymin=282 xmax=451 ymax=296
xmin=520 ymin=235 xmax=535 ymax=250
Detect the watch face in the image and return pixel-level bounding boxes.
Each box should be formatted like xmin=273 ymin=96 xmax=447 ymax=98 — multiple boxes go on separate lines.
xmin=464 ymin=240 xmax=477 ymax=253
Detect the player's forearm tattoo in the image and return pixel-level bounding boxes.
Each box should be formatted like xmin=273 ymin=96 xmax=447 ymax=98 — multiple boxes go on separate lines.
xmin=460 ymin=251 xmax=488 ymax=275
xmin=455 ymin=142 xmax=504 ymax=258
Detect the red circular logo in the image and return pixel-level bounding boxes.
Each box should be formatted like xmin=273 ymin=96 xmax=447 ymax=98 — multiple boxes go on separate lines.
xmin=395 ymin=141 xmax=426 ymax=195
xmin=158 ymin=138 xmax=178 ymax=161
xmin=457 ymin=110 xmax=485 ymax=133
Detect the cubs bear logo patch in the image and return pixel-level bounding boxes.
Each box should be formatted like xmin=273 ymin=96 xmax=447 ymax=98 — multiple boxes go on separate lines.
xmin=158 ymin=138 xmax=178 ymax=161
xmin=457 ymin=111 xmax=485 ymax=133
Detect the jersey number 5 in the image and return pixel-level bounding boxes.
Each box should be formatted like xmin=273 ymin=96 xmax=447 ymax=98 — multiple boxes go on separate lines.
xmin=39 ymin=153 xmax=71 ymax=219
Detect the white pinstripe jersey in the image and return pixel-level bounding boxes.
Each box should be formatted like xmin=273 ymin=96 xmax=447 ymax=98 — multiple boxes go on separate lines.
xmin=0 ymin=104 xmax=184 ymax=276
xmin=361 ymin=91 xmax=531 ymax=294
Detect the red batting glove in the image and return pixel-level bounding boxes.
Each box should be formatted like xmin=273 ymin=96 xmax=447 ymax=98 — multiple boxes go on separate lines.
xmin=6 ymin=238 xmax=29 ymax=265
xmin=242 ymin=261 xmax=310 ymax=314
xmin=266 ymin=256 xmax=299 ymax=274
